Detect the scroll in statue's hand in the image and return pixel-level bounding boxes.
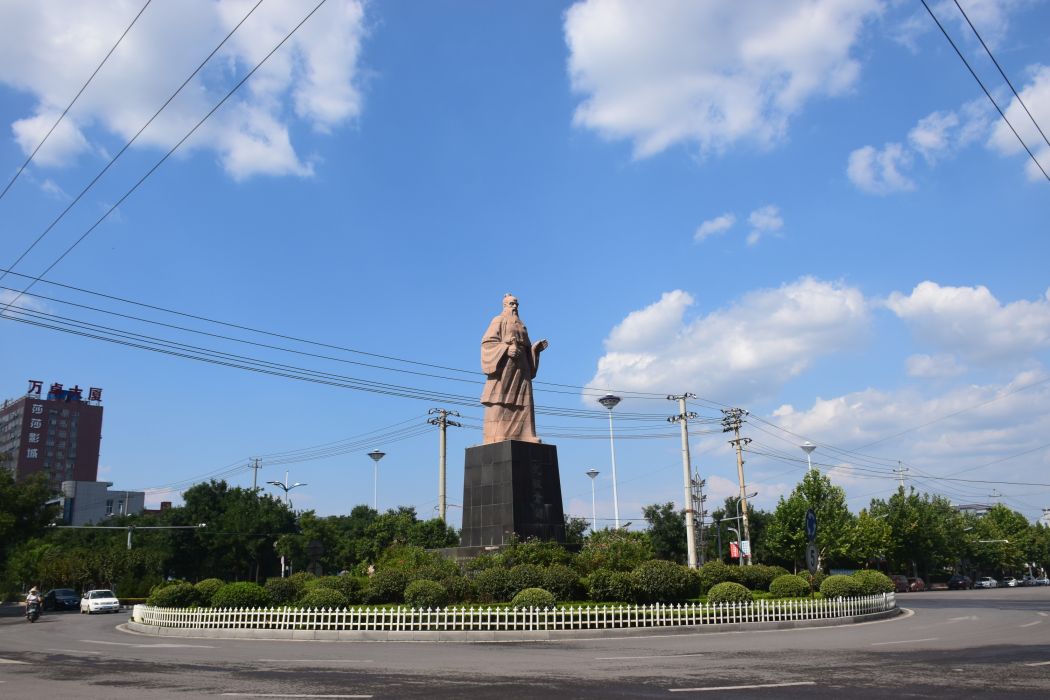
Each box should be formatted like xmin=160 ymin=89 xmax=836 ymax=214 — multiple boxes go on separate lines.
xmin=534 ymin=339 xmax=549 ymax=353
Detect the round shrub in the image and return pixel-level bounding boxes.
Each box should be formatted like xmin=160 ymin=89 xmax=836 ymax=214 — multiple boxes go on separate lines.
xmin=265 ymin=577 xmax=300 ymax=605
xmin=502 ymin=537 xmax=572 ymax=567
xmin=707 ymin=581 xmax=753 ymax=604
xmin=586 ymin=569 xmax=635 ymax=603
xmin=363 ymin=569 xmax=410 ymax=604
xmin=307 ymin=575 xmax=362 ymax=603
xmin=820 ymin=574 xmax=862 ymax=599
xmin=696 ymin=561 xmax=741 ymax=593
xmin=287 ymin=571 xmax=316 ymax=590
xmin=631 ymin=559 xmax=693 ymax=603
xmin=510 ymin=587 xmax=556 ymax=610
xmin=474 ymin=566 xmax=515 ymax=603
xmin=404 ymin=579 xmax=448 ymax=609
xmin=542 ymin=564 xmax=580 ymax=601
xmin=194 ymin=578 xmax=224 ymax=605
xmin=439 ymin=575 xmax=476 ymax=604
xmin=508 ymin=564 xmax=546 ymax=597
xmin=575 ymin=529 xmax=655 ymax=573
xmin=147 ymin=582 xmax=200 ymax=608
xmin=211 ymin=582 xmax=272 ymax=609
xmin=852 ymin=570 xmax=894 ymax=595
xmin=737 ymin=564 xmax=778 ymax=591
xmin=768 ymin=574 xmax=812 ymax=599
xmin=297 ymin=587 xmax=348 ymax=609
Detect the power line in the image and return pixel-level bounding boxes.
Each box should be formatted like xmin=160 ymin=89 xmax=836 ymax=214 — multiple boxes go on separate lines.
xmin=921 ymin=0 xmax=1049 ymax=182
xmin=0 ymin=0 xmax=154 ymax=203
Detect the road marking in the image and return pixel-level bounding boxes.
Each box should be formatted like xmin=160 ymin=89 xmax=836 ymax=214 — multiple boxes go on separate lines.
xmin=947 ymin=615 xmax=978 ymax=622
xmin=220 ymin=695 xmax=372 ymax=698
xmin=871 ymin=637 xmax=939 ymax=646
xmin=257 ymin=659 xmax=374 ymax=664
xmin=670 ymin=681 xmax=815 ymax=693
xmin=1020 ymin=621 xmax=1042 ymax=628
xmin=1039 ymin=612 xmax=1048 ymax=617
xmin=597 ymin=653 xmax=704 ymax=660
xmin=46 ymin=648 xmax=102 ymax=655
xmin=80 ymin=639 xmax=213 ymax=648
xmin=0 ymin=658 xmax=28 ymax=664
xmin=1024 ymin=661 xmax=1050 ymax=667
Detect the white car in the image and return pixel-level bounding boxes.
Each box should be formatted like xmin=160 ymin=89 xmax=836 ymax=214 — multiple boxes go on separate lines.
xmin=1004 ymin=577 xmax=1020 ymax=587
xmin=80 ymin=589 xmax=120 ymax=614
xmin=974 ymin=576 xmax=998 ymax=589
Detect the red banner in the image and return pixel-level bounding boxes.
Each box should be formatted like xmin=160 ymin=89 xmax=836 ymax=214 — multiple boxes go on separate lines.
xmin=729 ymin=542 xmax=740 ymax=559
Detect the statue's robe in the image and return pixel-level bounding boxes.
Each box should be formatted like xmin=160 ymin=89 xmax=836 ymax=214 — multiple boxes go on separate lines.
xmin=480 ymin=312 xmax=541 ymax=443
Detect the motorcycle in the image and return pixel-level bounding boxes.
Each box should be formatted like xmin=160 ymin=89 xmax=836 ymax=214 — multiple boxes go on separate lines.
xmin=26 ymin=600 xmax=41 ymax=623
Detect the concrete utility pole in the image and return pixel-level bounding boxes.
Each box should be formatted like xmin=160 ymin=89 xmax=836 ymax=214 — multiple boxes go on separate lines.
xmin=722 ymin=408 xmax=753 ymax=565
xmin=427 ymin=409 xmax=461 ymax=523
xmin=668 ymin=394 xmax=699 ymax=568
xmin=250 ymin=457 xmax=261 ymax=490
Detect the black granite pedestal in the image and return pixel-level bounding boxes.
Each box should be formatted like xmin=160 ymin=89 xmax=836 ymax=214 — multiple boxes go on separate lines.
xmin=459 ymin=440 xmax=565 ymax=547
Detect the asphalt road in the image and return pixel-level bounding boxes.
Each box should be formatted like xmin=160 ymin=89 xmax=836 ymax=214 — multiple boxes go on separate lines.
xmin=1 ymin=588 xmax=1048 ymax=698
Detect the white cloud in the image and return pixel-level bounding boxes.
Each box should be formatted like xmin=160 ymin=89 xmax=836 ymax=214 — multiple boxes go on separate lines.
xmin=905 ymin=353 xmax=967 ymax=378
xmin=846 ymin=142 xmax=915 ymax=194
xmin=694 ymin=213 xmax=736 ymax=242
xmin=987 ymin=64 xmax=1050 ymax=181
xmin=746 ymin=205 xmax=783 ymax=246
xmin=0 ymin=0 xmax=367 ymax=179
xmin=587 ymin=277 xmax=870 ymax=404
xmin=908 ymin=110 xmax=959 ymax=163
xmin=564 ymin=0 xmax=882 ymax=158
xmin=886 ymin=282 xmax=1050 ymax=364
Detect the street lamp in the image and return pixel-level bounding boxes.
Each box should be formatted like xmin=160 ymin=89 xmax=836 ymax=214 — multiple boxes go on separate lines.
xmin=800 ymin=442 xmax=817 ymax=473
xmin=598 ymin=394 xmax=622 ymax=528
xmin=368 ymin=449 xmax=385 ymax=510
xmin=586 ymin=468 xmax=600 ymax=530
xmin=267 ymin=471 xmax=306 ymax=507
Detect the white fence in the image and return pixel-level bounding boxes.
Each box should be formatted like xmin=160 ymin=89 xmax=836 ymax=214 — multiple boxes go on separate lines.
xmin=133 ymin=593 xmax=894 ymax=632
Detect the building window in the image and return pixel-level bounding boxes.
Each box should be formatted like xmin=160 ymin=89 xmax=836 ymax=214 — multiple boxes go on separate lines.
xmin=105 ymin=499 xmax=113 ymax=515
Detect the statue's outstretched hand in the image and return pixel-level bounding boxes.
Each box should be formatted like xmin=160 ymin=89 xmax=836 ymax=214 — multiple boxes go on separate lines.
xmin=535 ymin=339 xmax=549 ymax=353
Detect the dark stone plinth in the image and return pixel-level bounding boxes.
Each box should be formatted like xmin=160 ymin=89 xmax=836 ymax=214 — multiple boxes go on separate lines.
xmin=460 ymin=440 xmax=565 ymax=547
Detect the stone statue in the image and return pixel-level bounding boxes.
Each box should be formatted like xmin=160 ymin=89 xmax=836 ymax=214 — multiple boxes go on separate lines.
xmin=480 ymin=294 xmax=548 ymax=443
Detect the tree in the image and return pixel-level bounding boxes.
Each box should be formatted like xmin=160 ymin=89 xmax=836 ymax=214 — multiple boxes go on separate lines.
xmin=643 ymin=502 xmax=686 ymax=563
xmin=0 ymin=471 xmax=57 ymax=583
xmin=848 ymin=510 xmax=893 ymax=568
xmin=765 ymin=471 xmax=855 ymax=572
xmin=868 ymin=488 xmax=962 ymax=581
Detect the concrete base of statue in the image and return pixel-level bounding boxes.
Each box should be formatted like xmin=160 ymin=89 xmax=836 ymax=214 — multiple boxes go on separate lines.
xmin=459 ymin=440 xmax=566 ymax=547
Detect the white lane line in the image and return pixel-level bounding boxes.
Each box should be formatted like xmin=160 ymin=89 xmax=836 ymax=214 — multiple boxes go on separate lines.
xmin=257 ymin=659 xmax=374 ymax=664
xmin=80 ymin=639 xmax=213 ymax=648
xmin=1025 ymin=661 xmax=1050 ymax=667
xmin=220 ymin=695 xmax=372 ymax=698
xmin=1020 ymin=621 xmax=1043 ymax=628
xmin=0 ymin=658 xmax=28 ymax=664
xmin=1040 ymin=612 xmax=1049 ymax=617
xmin=46 ymin=648 xmax=102 ymax=655
xmin=670 ymin=681 xmax=815 ymax=693
xmin=946 ymin=615 xmax=978 ymax=622
xmin=871 ymin=637 xmax=939 ymax=646
xmin=597 ymin=653 xmax=704 ymax=660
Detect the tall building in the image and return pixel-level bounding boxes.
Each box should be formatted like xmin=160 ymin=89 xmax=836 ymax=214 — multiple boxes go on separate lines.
xmin=0 ymin=379 xmax=104 ymax=492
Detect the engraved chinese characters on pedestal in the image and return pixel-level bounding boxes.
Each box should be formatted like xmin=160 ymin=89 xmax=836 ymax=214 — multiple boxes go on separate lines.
xmin=480 ymin=294 xmax=548 ymax=444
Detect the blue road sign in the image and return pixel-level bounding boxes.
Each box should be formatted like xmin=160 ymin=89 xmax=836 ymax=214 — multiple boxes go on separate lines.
xmin=806 ymin=508 xmax=817 ymax=542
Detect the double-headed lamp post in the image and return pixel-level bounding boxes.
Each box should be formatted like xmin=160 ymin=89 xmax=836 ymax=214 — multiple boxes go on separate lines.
xmin=586 ymin=468 xmax=600 ymax=530
xmin=598 ymin=394 xmax=622 ymax=528
xmin=267 ymin=471 xmax=307 ymax=507
xmin=801 ymin=441 xmax=817 ymax=473
xmin=368 ymin=449 xmax=385 ymax=510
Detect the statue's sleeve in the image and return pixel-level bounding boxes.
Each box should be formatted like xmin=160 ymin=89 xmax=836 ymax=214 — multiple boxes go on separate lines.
xmin=481 ymin=316 xmax=507 ymax=375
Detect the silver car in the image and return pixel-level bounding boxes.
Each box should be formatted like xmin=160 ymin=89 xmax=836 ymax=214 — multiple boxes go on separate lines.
xmin=974 ymin=576 xmax=998 ymax=589
xmin=80 ymin=589 xmax=120 ymax=614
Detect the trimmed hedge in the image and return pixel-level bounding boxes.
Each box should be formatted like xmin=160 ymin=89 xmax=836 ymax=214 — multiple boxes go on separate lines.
xmin=211 ymin=582 xmax=272 ymax=608
xmin=707 ymin=581 xmax=753 ymax=604
xmin=696 ymin=561 xmax=740 ymax=593
xmin=265 ymin=577 xmax=300 ymax=605
xmin=194 ymin=578 xmax=224 ymax=606
xmin=147 ymin=582 xmax=200 ymax=608
xmin=439 ymin=575 xmax=476 ymax=604
xmin=820 ymin=574 xmax=862 ymax=599
xmin=586 ymin=569 xmax=635 ymax=603
xmin=542 ymin=564 xmax=580 ymax=602
xmin=852 ymin=570 xmax=894 ymax=595
xmin=631 ymin=559 xmax=694 ymax=603
xmin=297 ymin=587 xmax=348 ymax=609
xmin=473 ymin=566 xmax=515 ymax=603
xmin=307 ymin=575 xmax=362 ymax=603
xmin=769 ymin=574 xmax=811 ymax=599
xmin=508 ymin=564 xmax=546 ymax=598
xmin=510 ymin=587 xmax=556 ymax=610
xmin=404 ymin=579 xmax=448 ymax=609
xmin=363 ymin=569 xmax=410 ymax=604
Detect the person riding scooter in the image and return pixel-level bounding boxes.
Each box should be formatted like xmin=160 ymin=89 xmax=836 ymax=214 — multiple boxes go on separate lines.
xmin=25 ymin=587 xmax=42 ymax=622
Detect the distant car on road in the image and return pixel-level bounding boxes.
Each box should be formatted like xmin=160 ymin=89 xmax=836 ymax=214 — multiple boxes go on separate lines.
xmin=974 ymin=576 xmax=998 ymax=589
xmin=1004 ymin=577 xmax=1020 ymax=587
xmin=890 ymin=575 xmax=910 ymax=593
xmin=947 ymin=575 xmax=972 ymax=590
xmin=80 ymin=589 xmax=120 ymax=614
xmin=907 ymin=577 xmax=926 ymax=592
xmin=43 ymin=588 xmax=79 ymax=611
xmin=1035 ymin=576 xmax=1050 ymax=586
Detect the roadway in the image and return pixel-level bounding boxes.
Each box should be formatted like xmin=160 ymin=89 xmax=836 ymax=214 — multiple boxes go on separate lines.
xmin=1 ymin=587 xmax=1048 ymax=698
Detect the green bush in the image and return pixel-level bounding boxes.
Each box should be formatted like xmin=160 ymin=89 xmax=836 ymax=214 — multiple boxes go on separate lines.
xmin=297 ymin=587 xmax=348 ymax=609
xmin=265 ymin=577 xmax=300 ymax=605
xmin=508 ymin=564 xmax=546 ymax=597
xmin=820 ymin=575 xmax=862 ymax=599
xmin=852 ymin=570 xmax=894 ymax=595
xmin=768 ymin=574 xmax=812 ymax=599
xmin=404 ymin=579 xmax=448 ymax=609
xmin=502 ymin=537 xmax=572 ymax=567
xmin=462 ymin=553 xmax=502 ymax=575
xmin=473 ymin=566 xmax=515 ymax=603
xmin=806 ymin=570 xmax=827 ymax=591
xmin=146 ymin=582 xmax=200 ymax=608
xmin=575 ymin=529 xmax=655 ymax=573
xmin=439 ymin=575 xmax=476 ymax=604
xmin=287 ymin=571 xmax=316 ymax=591
xmin=194 ymin=578 xmax=224 ymax=606
xmin=585 ymin=569 xmax=635 ymax=602
xmin=696 ymin=561 xmax=741 ymax=593
xmin=306 ymin=575 xmax=362 ymax=603
xmin=363 ymin=569 xmax=410 ymax=604
xmin=211 ymin=582 xmax=272 ymax=609
xmin=737 ymin=565 xmax=790 ymax=591
xmin=510 ymin=587 xmax=556 ymax=610
xmin=542 ymin=564 xmax=580 ymax=601
xmin=631 ymin=560 xmax=693 ymax=603
xmin=707 ymin=582 xmax=753 ymax=604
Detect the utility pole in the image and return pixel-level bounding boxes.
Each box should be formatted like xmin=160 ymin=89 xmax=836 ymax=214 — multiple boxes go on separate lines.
xmin=894 ymin=461 xmax=909 ymax=491
xmin=250 ymin=457 xmax=261 ymax=490
xmin=691 ymin=472 xmax=707 ymax=565
xmin=668 ymin=394 xmax=699 ymax=569
xmin=427 ymin=408 xmax=461 ymax=523
xmin=722 ymin=408 xmax=753 ymax=565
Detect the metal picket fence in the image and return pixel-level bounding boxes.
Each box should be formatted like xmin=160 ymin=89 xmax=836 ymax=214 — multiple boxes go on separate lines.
xmin=133 ymin=592 xmax=894 ymax=632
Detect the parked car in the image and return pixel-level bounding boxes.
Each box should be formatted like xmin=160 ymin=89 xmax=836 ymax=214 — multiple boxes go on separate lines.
xmin=890 ymin=575 xmax=910 ymax=593
xmin=1021 ymin=575 xmax=1036 ymax=586
xmin=1004 ymin=577 xmax=1020 ymax=587
xmin=43 ymin=588 xmax=79 ymax=611
xmin=80 ymin=589 xmax=120 ymax=614
xmin=974 ymin=576 xmax=998 ymax=589
xmin=1035 ymin=576 xmax=1050 ymax=586
xmin=907 ymin=577 xmax=926 ymax=592
xmin=947 ymin=575 xmax=972 ymax=590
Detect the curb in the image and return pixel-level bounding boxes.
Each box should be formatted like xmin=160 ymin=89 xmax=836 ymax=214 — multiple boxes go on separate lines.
xmin=124 ymin=607 xmax=900 ymax=643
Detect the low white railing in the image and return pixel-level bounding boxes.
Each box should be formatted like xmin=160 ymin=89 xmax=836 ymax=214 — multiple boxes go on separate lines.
xmin=132 ymin=592 xmax=894 ymax=632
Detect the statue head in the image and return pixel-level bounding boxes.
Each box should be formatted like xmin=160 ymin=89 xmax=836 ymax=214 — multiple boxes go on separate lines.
xmin=502 ymin=293 xmax=519 ymax=315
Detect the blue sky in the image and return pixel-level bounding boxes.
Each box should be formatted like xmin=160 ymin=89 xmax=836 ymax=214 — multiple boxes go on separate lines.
xmin=1 ymin=0 xmax=1049 ymax=528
